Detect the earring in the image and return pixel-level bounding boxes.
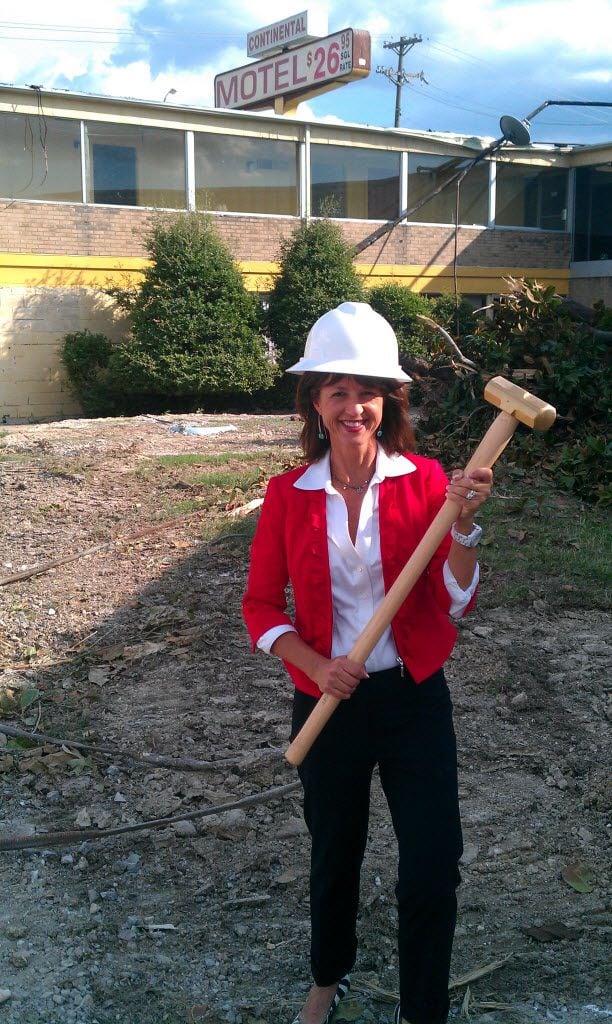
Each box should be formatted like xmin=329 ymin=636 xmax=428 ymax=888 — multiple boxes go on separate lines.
xmin=317 ymin=415 xmax=327 ymax=441
xmin=376 ymin=428 xmax=383 ymax=439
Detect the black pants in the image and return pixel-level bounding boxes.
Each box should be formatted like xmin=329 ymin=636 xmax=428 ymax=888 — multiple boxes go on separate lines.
xmin=291 ymin=667 xmax=462 ymax=1024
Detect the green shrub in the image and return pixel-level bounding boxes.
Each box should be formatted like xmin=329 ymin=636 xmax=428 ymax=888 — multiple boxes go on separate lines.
xmin=433 ymin=279 xmax=610 ymax=430
xmin=556 ymin=435 xmax=612 ymax=506
xmin=106 ymin=213 xmax=277 ymax=409
xmin=266 ymin=220 xmax=364 ymax=372
xmin=428 ymin=294 xmax=479 ymax=339
xmin=367 ymin=284 xmax=431 ymax=362
xmin=419 ymin=279 xmax=611 ymax=504
xmin=474 ymin=281 xmax=608 ymax=427
xmin=593 ymin=300 xmax=612 ymax=332
xmin=367 ymin=287 xmax=480 ymax=369
xmin=61 ymin=330 xmax=120 ymax=416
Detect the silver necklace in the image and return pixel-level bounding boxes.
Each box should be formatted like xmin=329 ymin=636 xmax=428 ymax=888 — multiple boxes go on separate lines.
xmin=331 ymin=473 xmax=374 ymax=493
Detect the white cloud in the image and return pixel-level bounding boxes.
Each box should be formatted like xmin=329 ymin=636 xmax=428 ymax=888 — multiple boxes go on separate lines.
xmin=357 ymin=11 xmax=391 ymax=37
xmin=95 ymin=60 xmax=206 ymax=105
xmin=297 ymin=100 xmax=351 ymax=125
xmin=94 ymin=48 xmax=245 ymax=107
xmin=574 ymin=69 xmax=612 ymax=84
xmin=431 ymin=0 xmax=611 ymax=58
xmin=0 ymin=0 xmax=146 ymax=87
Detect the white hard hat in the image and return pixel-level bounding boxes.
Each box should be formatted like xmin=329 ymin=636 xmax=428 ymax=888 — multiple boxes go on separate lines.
xmin=286 ymin=302 xmax=411 ymax=382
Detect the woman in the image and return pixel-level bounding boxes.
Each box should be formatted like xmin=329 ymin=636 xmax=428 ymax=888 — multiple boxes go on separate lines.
xmin=243 ymin=302 xmax=492 ymax=1024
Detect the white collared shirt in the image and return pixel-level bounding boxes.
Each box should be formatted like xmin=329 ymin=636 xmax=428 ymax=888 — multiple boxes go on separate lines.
xmin=257 ymin=447 xmax=478 ymax=671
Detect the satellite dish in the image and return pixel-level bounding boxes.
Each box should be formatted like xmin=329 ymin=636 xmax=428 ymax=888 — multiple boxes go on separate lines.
xmin=499 ymin=115 xmax=531 ymax=146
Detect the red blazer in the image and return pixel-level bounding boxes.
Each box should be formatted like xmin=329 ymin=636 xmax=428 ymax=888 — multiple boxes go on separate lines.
xmin=242 ymin=454 xmax=475 ymax=697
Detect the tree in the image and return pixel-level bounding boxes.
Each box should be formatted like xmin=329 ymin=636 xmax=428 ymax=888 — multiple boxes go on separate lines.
xmin=368 ymin=283 xmax=431 ymax=362
xmin=108 ymin=213 xmax=277 ymax=408
xmin=266 ymin=220 xmax=364 ymax=370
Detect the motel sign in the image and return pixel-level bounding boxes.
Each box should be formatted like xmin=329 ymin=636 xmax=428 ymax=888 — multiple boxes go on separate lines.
xmin=214 ymin=27 xmax=371 ymax=111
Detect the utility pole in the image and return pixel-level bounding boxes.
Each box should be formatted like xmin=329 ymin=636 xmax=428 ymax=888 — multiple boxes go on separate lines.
xmin=376 ymin=35 xmax=426 ymax=127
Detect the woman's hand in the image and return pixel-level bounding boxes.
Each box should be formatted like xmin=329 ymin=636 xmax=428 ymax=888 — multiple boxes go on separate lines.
xmin=446 ymin=467 xmax=493 ymax=524
xmin=313 ymin=656 xmax=368 ymax=700
xmin=270 ymin=634 xmax=367 ymax=700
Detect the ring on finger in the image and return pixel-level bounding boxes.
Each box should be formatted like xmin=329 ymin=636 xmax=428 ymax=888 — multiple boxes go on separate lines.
xmin=466 ymin=489 xmax=477 ymax=500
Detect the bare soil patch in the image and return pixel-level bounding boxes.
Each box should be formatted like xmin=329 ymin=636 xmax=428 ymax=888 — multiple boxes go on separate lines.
xmin=0 ymin=413 xmax=610 ymax=1024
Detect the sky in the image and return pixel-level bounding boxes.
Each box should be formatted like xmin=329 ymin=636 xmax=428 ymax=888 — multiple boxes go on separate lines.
xmin=1 ymin=0 xmax=611 ymax=145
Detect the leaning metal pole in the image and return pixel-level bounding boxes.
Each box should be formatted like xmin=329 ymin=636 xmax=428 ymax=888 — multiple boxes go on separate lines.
xmin=354 ymin=132 xmax=509 ymax=256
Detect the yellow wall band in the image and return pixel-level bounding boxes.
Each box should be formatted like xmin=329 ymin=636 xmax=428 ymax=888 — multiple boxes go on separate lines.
xmin=0 ymin=253 xmax=569 ymax=294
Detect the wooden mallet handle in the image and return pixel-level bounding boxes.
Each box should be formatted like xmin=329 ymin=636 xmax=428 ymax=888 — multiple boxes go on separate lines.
xmin=285 ymin=377 xmax=555 ymax=767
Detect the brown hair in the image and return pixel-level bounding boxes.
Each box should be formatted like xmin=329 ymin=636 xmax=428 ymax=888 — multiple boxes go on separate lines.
xmin=295 ymin=372 xmax=416 ymax=462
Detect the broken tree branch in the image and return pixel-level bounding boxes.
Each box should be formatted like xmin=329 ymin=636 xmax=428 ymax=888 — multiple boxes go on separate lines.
xmin=0 ymin=780 xmax=301 ymax=852
xmin=352 ymin=953 xmax=512 ymax=1003
xmin=415 ymin=314 xmax=479 ymax=370
xmin=0 ymin=723 xmax=283 ymax=774
xmin=557 ymin=296 xmax=612 ymax=339
xmin=449 ymin=954 xmax=513 ymax=989
xmin=0 ymin=541 xmax=112 ymax=587
xmin=0 ymin=499 xmax=264 ymax=588
xmin=0 ymin=515 xmax=204 ymax=587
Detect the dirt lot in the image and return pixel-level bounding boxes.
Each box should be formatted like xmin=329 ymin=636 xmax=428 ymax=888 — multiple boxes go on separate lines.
xmin=0 ymin=412 xmax=610 ymax=1024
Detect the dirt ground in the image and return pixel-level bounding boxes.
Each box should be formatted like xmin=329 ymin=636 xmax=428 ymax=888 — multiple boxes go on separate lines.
xmin=0 ymin=412 xmax=610 ymax=1024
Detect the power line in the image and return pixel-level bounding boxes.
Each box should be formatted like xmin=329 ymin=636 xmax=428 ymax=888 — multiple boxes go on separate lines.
xmin=0 ymin=19 xmax=240 ymax=43
xmin=422 ymin=81 xmax=504 ymax=118
xmin=424 ymin=39 xmax=495 ymax=70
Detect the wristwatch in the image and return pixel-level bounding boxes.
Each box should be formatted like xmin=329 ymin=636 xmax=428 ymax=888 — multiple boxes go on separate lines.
xmin=451 ymin=522 xmax=482 ymax=548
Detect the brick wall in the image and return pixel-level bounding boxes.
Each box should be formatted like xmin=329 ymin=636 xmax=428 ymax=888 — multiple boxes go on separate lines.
xmin=0 ymin=287 xmax=127 ymax=420
xmin=0 ymin=201 xmax=571 ymax=269
xmin=0 ymin=200 xmax=571 ymax=421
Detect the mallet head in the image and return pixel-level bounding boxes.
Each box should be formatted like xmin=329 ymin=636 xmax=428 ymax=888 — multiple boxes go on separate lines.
xmin=484 ymin=376 xmax=556 ymax=431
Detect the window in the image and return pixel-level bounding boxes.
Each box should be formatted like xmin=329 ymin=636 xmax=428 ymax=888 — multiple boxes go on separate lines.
xmin=85 ymin=122 xmax=186 ymax=208
xmin=92 ymin=143 xmax=137 ymax=206
xmin=573 ymin=164 xmax=612 ymax=261
xmin=311 ymin=144 xmax=399 ymax=220
xmin=195 ymin=134 xmax=298 ymax=215
xmin=0 ymin=112 xmax=82 ymax=202
xmin=406 ymin=154 xmax=489 ymax=225
xmin=495 ymin=163 xmax=568 ymax=230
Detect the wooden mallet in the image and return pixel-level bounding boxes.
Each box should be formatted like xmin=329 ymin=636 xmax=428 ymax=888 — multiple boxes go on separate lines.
xmin=285 ymin=376 xmax=556 ymax=767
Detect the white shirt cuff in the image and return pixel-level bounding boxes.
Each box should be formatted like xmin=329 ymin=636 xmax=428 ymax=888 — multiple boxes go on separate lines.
xmin=444 ymin=560 xmax=479 ymax=618
xmin=256 ymin=624 xmax=298 ymax=655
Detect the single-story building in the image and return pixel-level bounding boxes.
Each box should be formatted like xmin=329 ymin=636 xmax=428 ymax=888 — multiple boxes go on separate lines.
xmin=0 ymin=84 xmax=610 ymax=419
